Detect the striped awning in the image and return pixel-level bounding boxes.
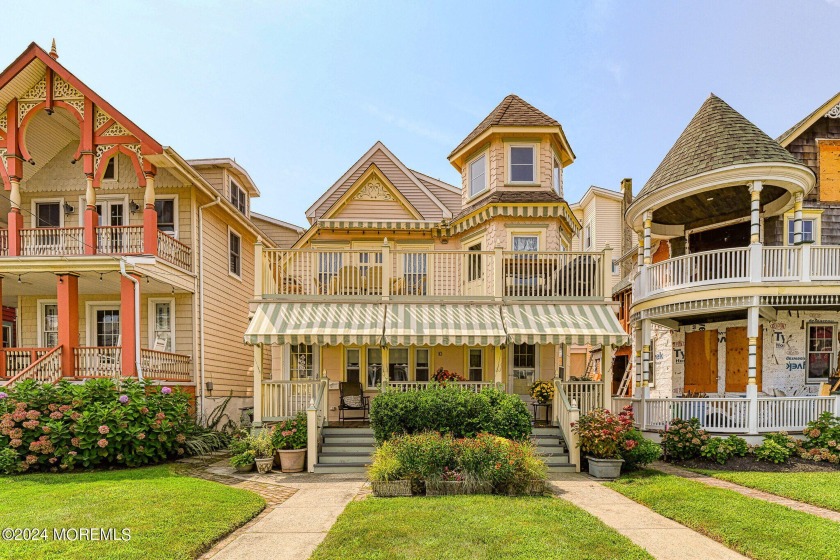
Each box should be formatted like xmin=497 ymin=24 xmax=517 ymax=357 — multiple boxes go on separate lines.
xmin=244 ymin=303 xmax=385 ymax=345
xmin=502 ymin=304 xmax=628 ymax=345
xmin=384 ymin=304 xmax=506 ymax=346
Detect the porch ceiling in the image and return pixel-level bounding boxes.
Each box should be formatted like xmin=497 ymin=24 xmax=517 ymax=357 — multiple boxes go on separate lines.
xmin=652 ymin=183 xmax=787 ymax=229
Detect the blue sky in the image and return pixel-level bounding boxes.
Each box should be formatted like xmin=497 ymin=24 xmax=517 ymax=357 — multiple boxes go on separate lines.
xmin=4 ymin=1 xmax=840 ymax=226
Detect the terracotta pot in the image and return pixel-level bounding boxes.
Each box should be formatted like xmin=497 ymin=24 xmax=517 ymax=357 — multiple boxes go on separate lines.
xmin=277 ymin=449 xmax=306 ymax=473
xmin=586 ymin=456 xmax=624 ymax=480
xmin=255 ymin=457 xmax=274 ymax=474
xmin=234 ymin=463 xmax=254 ymax=473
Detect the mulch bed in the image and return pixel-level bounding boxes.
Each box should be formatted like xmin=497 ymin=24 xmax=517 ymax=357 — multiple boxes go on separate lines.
xmin=673 ymin=456 xmax=840 ymax=473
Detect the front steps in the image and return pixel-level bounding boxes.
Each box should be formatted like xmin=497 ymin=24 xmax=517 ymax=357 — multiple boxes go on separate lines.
xmin=313 ymin=426 xmax=375 ymax=474
xmin=314 ymin=425 xmax=576 ymax=474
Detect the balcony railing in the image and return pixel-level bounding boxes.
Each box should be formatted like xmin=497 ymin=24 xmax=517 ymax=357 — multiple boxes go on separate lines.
xmin=74 ymin=346 xmax=122 ymax=378
xmin=637 ymin=244 xmax=840 ymax=300
xmin=261 ymin=247 xmax=608 ymax=300
xmin=1 ymin=226 xmax=192 ymax=271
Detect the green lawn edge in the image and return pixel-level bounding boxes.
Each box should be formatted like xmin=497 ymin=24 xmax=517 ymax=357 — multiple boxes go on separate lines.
xmin=0 ymin=464 xmax=265 ymax=560
xmin=311 ymin=494 xmax=653 ymax=560
xmin=607 ymin=470 xmax=840 ymax=560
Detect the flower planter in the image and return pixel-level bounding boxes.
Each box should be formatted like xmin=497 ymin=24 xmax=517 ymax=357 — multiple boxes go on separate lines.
xmin=233 ymin=463 xmax=254 ymax=473
xmin=586 ymin=457 xmax=624 ymax=480
xmin=425 ymin=480 xmax=469 ymax=496
xmin=514 ymin=480 xmax=547 ymax=496
xmin=371 ymin=480 xmax=412 ymax=497
xmin=276 ymin=449 xmax=307 ymax=473
xmin=254 ymin=457 xmax=274 ymax=474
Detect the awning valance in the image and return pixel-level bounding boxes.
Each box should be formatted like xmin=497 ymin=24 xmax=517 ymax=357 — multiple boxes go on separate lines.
xmin=244 ymin=303 xmax=384 ymax=346
xmin=384 ymin=304 xmax=506 ymax=346
xmin=502 ymin=304 xmax=628 ymax=346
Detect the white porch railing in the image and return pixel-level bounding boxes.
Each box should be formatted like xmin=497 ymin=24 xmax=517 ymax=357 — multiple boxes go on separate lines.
xmin=810 ymin=246 xmax=840 ymax=280
xmin=553 ymin=379 xmax=580 ymax=473
xmin=157 ymin=231 xmax=193 ymax=271
xmin=501 ymin=251 xmax=604 ymax=298
xmin=387 ymin=381 xmax=494 ymax=392
xmin=307 ymin=378 xmax=329 ymax=473
xmin=21 ymin=227 xmax=85 ymax=256
xmin=757 ymin=397 xmax=837 ymax=432
xmin=74 ymin=346 xmax=121 ymax=378
xmin=557 ymin=381 xmax=604 ymax=415
xmin=4 ymin=347 xmax=62 ymax=385
xmin=96 ymin=226 xmax=144 ymax=255
xmin=762 ymin=246 xmax=801 ymax=280
xmin=643 ymin=397 xmax=751 ymax=433
xmin=141 ymin=348 xmax=192 ymax=381
xmin=643 ymin=247 xmax=750 ymax=297
xmin=2 ymin=347 xmax=51 ymax=378
xmin=261 ymin=380 xmax=324 ymax=420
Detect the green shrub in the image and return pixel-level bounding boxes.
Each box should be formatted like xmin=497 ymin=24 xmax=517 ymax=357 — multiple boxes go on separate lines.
xmin=659 ymin=418 xmax=710 ymax=461
xmin=803 ymin=412 xmax=840 ymax=454
xmin=700 ymin=435 xmax=748 ymax=465
xmin=229 ymin=450 xmax=255 ymax=468
xmin=367 ymin=441 xmax=403 ymax=482
xmin=621 ymin=429 xmax=662 ymax=470
xmin=573 ymin=407 xmax=634 ymax=459
xmin=0 ymin=378 xmax=193 ymax=473
xmin=0 ymin=447 xmax=19 ymax=475
xmin=369 ymin=386 xmax=530 ymax=443
xmin=753 ymin=439 xmax=791 ymax=464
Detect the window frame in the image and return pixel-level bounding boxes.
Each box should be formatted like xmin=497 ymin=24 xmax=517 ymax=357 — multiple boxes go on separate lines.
xmin=289 ymin=343 xmax=315 ymax=380
xmin=344 ymin=347 xmax=361 ymax=384
xmin=84 ymin=301 xmax=121 ymax=348
xmin=154 ymin=195 xmax=179 ymax=238
xmin=148 ymin=297 xmax=176 ymax=352
xmin=102 ymin=156 xmax=118 ymax=182
xmin=389 ymin=347 xmax=410 ymax=382
xmin=414 ymin=347 xmax=431 ymax=382
xmin=583 ymin=220 xmax=593 ymax=250
xmin=37 ymin=299 xmax=59 ymax=348
xmin=228 ymin=227 xmax=242 ymax=280
xmin=506 ymin=143 xmax=538 ymax=185
xmin=783 ymin=210 xmax=822 ymax=246
xmin=30 ymin=198 xmax=65 ymax=228
xmin=467 ymin=348 xmax=484 ymax=382
xmin=229 ymin=179 xmax=247 ymax=216
xmin=467 ymin=152 xmax=488 ymax=199
xmin=806 ymin=323 xmax=835 ymax=383
xmin=552 ymin=152 xmax=562 ymax=195
xmin=467 ymin=242 xmax=483 ymax=282
xmin=366 ymin=347 xmax=383 ymax=389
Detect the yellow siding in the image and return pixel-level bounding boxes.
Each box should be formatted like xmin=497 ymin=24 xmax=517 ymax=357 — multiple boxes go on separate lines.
xmin=251 ymin=217 xmax=301 ymax=249
xmin=332 ymin=198 xmax=417 ymax=220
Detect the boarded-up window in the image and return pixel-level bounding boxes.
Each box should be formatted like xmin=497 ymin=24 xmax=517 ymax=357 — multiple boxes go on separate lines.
xmin=819 ymin=142 xmax=840 ymax=203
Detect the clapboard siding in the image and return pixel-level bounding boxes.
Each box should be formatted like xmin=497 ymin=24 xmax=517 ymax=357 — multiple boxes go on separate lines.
xmin=333 ymin=197 xmax=417 ymax=220
xmin=251 ymin=216 xmax=301 ymax=249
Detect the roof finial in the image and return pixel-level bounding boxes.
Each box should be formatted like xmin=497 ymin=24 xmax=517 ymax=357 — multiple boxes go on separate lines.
xmin=49 ymin=39 xmax=58 ymax=60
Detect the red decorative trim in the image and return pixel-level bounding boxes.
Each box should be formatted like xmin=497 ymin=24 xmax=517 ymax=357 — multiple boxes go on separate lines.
xmin=93 ymin=135 xmax=138 ymax=145
xmin=5 ymin=99 xmax=21 ymax=180
xmin=18 ymin=100 xmax=83 ymax=163
xmin=45 ymin=68 xmax=53 ymax=113
xmin=93 ymin=144 xmax=145 ymax=187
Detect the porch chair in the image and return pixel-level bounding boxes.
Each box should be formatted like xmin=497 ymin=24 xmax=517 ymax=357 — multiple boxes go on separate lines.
xmin=338 ymin=381 xmax=370 ymax=424
xmin=330 ymin=266 xmax=364 ymax=295
xmin=365 ymin=265 xmax=383 ymax=295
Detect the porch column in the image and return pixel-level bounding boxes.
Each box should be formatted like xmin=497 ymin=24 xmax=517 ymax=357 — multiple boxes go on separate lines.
xmin=83 ymin=176 xmax=98 ymax=255
xmin=793 ymin=191 xmax=804 ymax=245
xmin=643 ymin=213 xmax=652 ymax=265
xmin=636 ymin=234 xmax=643 ymax=267
xmin=381 ymin=345 xmax=389 ymax=387
xmin=252 ymin=344 xmax=263 ymax=428
xmin=56 ymin=273 xmax=79 ymax=378
xmin=749 ymin=181 xmax=763 ymax=244
xmin=633 ymin=324 xmax=642 ymax=393
xmin=120 ymin=272 xmax=141 ymax=376
xmin=143 ymin=173 xmax=158 ymax=256
xmin=7 ymin=180 xmax=23 ymax=256
xmin=602 ymin=343 xmax=613 ymax=412
xmin=747 ymin=306 xmax=760 ymax=389
xmin=494 ymin=346 xmax=504 ymax=387
xmin=641 ymin=319 xmax=651 ymax=398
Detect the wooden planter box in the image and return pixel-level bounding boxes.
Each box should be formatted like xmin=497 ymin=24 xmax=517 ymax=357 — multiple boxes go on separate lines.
xmin=371 ymin=480 xmax=412 ymax=497
xmin=425 ymin=480 xmax=468 ymax=496
xmin=514 ymin=480 xmax=548 ymax=496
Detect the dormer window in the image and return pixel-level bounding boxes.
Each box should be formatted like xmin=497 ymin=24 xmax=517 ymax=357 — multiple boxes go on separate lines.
xmin=230 ymin=180 xmax=247 ymax=215
xmin=508 ymin=145 xmax=535 ymax=183
xmin=469 ymin=154 xmax=487 ymax=197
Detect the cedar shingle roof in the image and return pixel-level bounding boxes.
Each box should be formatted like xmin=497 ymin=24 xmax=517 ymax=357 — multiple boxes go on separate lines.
xmin=638 ymin=94 xmax=799 ymax=199
xmin=454 ymin=190 xmax=566 ymax=220
xmin=449 ymin=95 xmax=561 ymax=158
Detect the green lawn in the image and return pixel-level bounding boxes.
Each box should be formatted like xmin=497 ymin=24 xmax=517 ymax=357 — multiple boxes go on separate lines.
xmin=693 ymin=470 xmax=840 ymax=513
xmin=311 ymin=494 xmax=652 ymax=560
xmin=0 ymin=465 xmax=265 ymax=560
xmin=607 ymin=470 xmax=840 ymax=560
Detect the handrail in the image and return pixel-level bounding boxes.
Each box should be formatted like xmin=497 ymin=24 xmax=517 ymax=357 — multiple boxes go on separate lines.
xmin=140 ymin=348 xmax=192 ymax=381
xmin=5 ymin=346 xmax=62 ymax=385
xmin=307 ymin=378 xmax=329 ymax=473
xmin=553 ymin=379 xmax=580 ymax=473
xmin=157 ymin=231 xmax=193 ymax=271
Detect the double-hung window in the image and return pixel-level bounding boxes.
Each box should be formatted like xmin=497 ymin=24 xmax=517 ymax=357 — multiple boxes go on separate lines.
xmin=468 ymin=349 xmax=483 ymax=381
xmin=512 ymin=343 xmax=536 ymax=384
xmin=367 ymin=348 xmax=382 ymax=387
xmin=787 ymin=218 xmax=816 ymax=245
xmin=467 ymin=242 xmax=483 ymax=282
xmin=230 ymin=180 xmax=247 ymax=215
xmin=552 ymin=155 xmax=562 ymax=195
xmin=415 ymin=349 xmax=430 ymax=381
xmin=509 ymin=146 xmax=535 ymax=183
xmin=155 ymin=199 xmax=176 ymax=236
xmin=229 ymin=230 xmax=241 ymax=277
xmin=390 ymin=347 xmax=409 ymax=382
xmin=345 ymin=348 xmax=361 ymax=384
xmin=469 ymin=154 xmax=487 ymax=197
xmin=41 ymin=303 xmax=59 ymax=347
xmin=807 ymin=324 xmax=834 ymax=382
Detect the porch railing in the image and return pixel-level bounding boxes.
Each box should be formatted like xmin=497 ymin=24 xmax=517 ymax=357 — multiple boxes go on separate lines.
xmin=307 ymin=378 xmax=329 ymax=473
xmin=643 ymin=247 xmax=750 ymax=297
xmin=4 ymin=346 xmax=62 ymax=385
xmin=757 ymin=397 xmax=837 ymax=432
xmin=557 ymin=381 xmax=604 ymax=415
xmin=21 ymin=227 xmax=85 ymax=256
xmin=261 ymin=379 xmax=323 ymax=421
xmin=2 ymin=347 xmax=51 ymax=378
xmin=553 ymin=379 xmax=580 ymax=473
xmin=157 ymin=231 xmax=192 ymax=271
xmin=261 ymin=247 xmax=607 ymax=299
xmin=141 ymin=348 xmax=192 ymax=381
xmin=96 ymin=226 xmax=144 ymax=255
xmin=387 ymin=381 xmax=494 ymax=392
xmin=0 ymin=229 xmax=7 ymax=256
xmin=73 ymin=346 xmax=121 ymax=378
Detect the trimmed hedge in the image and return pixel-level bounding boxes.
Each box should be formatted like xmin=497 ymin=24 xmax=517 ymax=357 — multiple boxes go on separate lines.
xmin=370 ymin=386 xmax=531 ymax=443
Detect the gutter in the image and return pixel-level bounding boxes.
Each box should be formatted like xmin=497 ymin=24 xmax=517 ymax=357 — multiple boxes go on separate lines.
xmin=119 ymin=258 xmax=143 ymax=381
xmin=197 ymin=195 xmax=222 ymax=423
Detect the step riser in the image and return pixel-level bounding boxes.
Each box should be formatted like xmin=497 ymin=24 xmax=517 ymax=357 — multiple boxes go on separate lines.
xmin=322 ymin=428 xmax=374 ymax=436
xmin=321 ymin=446 xmax=375 ymax=454
xmin=322 ymin=437 xmax=375 ymax=445
xmin=313 ymin=465 xmax=368 ymax=474
xmin=319 ymin=456 xmax=373 ymax=465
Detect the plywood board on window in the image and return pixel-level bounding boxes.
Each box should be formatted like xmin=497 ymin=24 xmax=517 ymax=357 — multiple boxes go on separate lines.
xmin=725 ymin=326 xmax=762 ymax=392
xmin=819 ymin=142 xmax=840 ymax=203
xmin=684 ymin=330 xmax=718 ymax=393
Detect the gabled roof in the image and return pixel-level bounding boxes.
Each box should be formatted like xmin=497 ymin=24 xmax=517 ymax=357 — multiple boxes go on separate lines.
xmin=454 ymin=190 xmax=568 ymax=221
xmin=448 ymin=95 xmax=570 ymax=159
xmin=250 ymin=212 xmax=305 ymax=234
xmin=638 ymin=94 xmax=799 ymax=200
xmin=777 ymin=90 xmax=840 ymax=147
xmin=188 ymin=158 xmax=261 ymax=196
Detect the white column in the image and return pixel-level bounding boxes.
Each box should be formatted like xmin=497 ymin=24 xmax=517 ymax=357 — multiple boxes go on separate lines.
xmin=643 ymin=213 xmax=652 ymax=265
xmin=793 ymin=191 xmax=804 ymax=245
xmin=749 ymin=181 xmax=763 ymax=244
xmin=602 ymin=343 xmax=613 ymax=411
xmin=252 ymin=344 xmax=263 ymax=428
xmin=641 ymin=319 xmax=652 ymax=398
xmin=494 ymin=346 xmax=504 ymax=388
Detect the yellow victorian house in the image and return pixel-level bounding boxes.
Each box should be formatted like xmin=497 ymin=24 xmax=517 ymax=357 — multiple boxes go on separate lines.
xmin=245 ymin=95 xmax=627 ymax=472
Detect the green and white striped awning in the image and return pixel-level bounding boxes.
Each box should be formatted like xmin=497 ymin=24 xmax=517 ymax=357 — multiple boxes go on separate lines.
xmin=384 ymin=304 xmax=506 ymax=346
xmin=502 ymin=304 xmax=628 ymax=346
xmin=244 ymin=303 xmax=385 ymax=345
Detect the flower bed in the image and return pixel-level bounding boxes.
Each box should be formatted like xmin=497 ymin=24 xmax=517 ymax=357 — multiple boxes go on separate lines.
xmin=370 ymin=386 xmax=531 ymax=443
xmin=0 ymin=378 xmax=192 ymax=474
xmin=367 ymin=432 xmax=547 ymax=496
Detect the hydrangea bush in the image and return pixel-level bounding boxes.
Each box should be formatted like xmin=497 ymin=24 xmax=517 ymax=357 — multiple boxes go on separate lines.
xmin=271 ymin=412 xmax=307 ymax=450
xmin=0 ymin=378 xmax=192 ymax=474
xmin=659 ymin=417 xmax=710 ymax=461
xmin=799 ymin=412 xmax=840 ymax=464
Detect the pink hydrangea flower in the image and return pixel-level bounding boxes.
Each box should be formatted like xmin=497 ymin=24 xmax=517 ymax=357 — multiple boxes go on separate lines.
xmin=97 ymin=438 xmax=108 ymax=448
xmin=98 ymin=425 xmax=110 ymax=435
xmin=137 ymin=432 xmax=146 ymax=440
xmin=70 ymin=437 xmax=80 ymax=447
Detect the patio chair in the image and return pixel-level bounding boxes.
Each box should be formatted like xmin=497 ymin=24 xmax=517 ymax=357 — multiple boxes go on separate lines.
xmin=365 ymin=265 xmax=383 ymax=295
xmin=330 ymin=266 xmax=363 ymax=295
xmin=338 ymin=381 xmax=369 ymax=423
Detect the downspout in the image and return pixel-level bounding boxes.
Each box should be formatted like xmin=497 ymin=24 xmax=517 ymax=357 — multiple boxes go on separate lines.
xmin=197 ymin=196 xmax=222 ymax=423
xmin=119 ymin=258 xmax=143 ymax=381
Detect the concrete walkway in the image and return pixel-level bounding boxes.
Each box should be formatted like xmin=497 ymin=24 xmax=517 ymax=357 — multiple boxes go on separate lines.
xmin=205 ymin=476 xmax=365 ymax=560
xmin=653 ymin=462 xmax=840 ymax=523
xmin=550 ymin=474 xmax=747 ymax=560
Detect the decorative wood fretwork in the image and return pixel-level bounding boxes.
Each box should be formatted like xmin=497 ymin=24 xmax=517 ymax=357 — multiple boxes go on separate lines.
xmin=94 ymin=106 xmax=111 ymax=130
xmin=761 ymin=294 xmax=840 ymax=307
xmin=353 ymin=177 xmax=395 ymax=201
xmin=826 ymin=103 xmax=840 ymax=119
xmin=0 ymin=112 xmax=6 ymax=133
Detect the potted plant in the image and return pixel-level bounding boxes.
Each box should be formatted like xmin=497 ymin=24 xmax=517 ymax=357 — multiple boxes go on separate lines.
xmin=249 ymin=430 xmax=275 ymax=474
xmin=230 ymin=450 xmax=256 ymax=473
xmin=529 ymin=380 xmax=555 ymax=404
xmin=572 ymin=407 xmax=633 ymax=479
xmin=271 ymin=412 xmax=307 ymax=473
xmin=431 ymin=367 xmax=463 ymax=386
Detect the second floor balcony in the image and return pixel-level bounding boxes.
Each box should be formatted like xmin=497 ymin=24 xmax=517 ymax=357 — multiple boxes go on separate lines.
xmin=0 ymin=226 xmax=192 ymax=271
xmin=258 ymin=245 xmax=612 ymax=301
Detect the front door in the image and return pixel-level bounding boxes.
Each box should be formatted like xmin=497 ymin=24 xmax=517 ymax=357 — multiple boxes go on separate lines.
xmin=684 ymin=330 xmax=718 ymax=393
xmin=725 ymin=326 xmax=763 ymax=392
xmin=95 ymin=201 xmax=126 ymax=253
xmin=511 ymin=343 xmax=537 ymax=395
